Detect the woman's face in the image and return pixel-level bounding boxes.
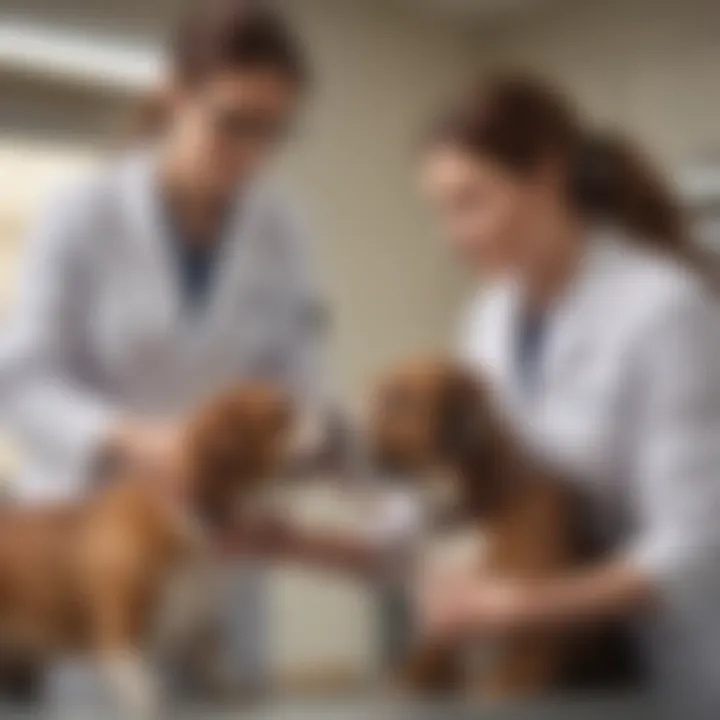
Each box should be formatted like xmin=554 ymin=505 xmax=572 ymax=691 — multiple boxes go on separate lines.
xmin=421 ymin=144 xmax=553 ymax=280
xmin=169 ymin=68 xmax=300 ymax=195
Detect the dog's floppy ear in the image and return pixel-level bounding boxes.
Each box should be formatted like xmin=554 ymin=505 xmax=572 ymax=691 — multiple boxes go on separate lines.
xmin=184 ymin=403 xmax=247 ymax=524
xmin=439 ymin=367 xmax=512 ymax=517
xmin=439 ymin=368 xmax=485 ymax=460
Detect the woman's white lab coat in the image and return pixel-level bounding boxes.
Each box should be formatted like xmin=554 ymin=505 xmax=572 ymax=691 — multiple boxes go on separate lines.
xmin=0 ymin=150 xmax=326 ymax=502
xmin=461 ymin=229 xmax=720 ymax=711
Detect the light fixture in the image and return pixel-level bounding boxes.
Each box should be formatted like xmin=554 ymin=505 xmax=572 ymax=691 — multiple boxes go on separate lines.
xmin=0 ymin=19 xmax=163 ymax=93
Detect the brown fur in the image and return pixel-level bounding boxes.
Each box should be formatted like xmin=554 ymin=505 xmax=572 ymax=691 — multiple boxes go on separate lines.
xmin=371 ymin=359 xmax=636 ymax=699
xmin=0 ymin=383 xmax=292 ymax=686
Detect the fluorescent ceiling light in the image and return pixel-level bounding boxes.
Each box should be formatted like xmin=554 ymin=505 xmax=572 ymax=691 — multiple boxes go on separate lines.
xmin=0 ymin=19 xmax=163 ymax=92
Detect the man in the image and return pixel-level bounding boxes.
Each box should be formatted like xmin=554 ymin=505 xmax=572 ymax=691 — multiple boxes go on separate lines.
xmin=0 ymin=0 xmax=327 ymax=694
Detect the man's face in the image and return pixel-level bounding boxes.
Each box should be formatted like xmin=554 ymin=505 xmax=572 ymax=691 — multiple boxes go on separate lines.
xmin=170 ymin=67 xmax=300 ymax=194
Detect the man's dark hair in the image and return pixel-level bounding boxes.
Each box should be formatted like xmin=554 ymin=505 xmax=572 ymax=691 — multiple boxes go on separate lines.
xmin=172 ymin=0 xmax=309 ymax=88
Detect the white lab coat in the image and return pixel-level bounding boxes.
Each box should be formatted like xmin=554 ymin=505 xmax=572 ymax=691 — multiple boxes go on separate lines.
xmin=0 ymin=150 xmax=326 ymax=502
xmin=461 ymin=229 xmax=720 ymax=712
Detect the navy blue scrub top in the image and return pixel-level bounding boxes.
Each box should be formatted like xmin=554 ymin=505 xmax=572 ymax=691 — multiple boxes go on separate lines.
xmin=515 ymin=310 xmax=547 ymax=398
xmin=162 ymin=201 xmax=232 ymax=313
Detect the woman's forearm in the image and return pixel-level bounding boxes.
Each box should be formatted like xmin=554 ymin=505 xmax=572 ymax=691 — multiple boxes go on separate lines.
xmin=485 ymin=561 xmax=658 ymax=633
xmin=553 ymin=564 xmax=652 ymax=623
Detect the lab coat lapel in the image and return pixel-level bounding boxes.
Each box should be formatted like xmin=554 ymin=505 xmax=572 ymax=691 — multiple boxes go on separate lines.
xmin=498 ymin=283 xmax=526 ymax=412
xmin=195 ymin=183 xmax=265 ymax=349
xmin=120 ymin=161 xmax=284 ymax=376
xmin=476 ymin=279 xmax=527 ymax=416
xmin=539 ymin=230 xmax=619 ymax=398
xmin=120 ymin=151 xmax=183 ymax=333
xmin=121 ymin=153 xmax=262 ymax=352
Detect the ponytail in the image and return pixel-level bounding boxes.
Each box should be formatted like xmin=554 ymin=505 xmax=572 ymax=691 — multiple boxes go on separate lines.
xmin=429 ymin=74 xmax=692 ymax=261
xmin=571 ymin=132 xmax=688 ymax=253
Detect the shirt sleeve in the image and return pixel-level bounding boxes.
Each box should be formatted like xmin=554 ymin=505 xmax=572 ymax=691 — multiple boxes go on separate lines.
xmin=0 ymin=189 xmax=119 ymax=496
xmin=623 ymin=281 xmax=720 ymax=604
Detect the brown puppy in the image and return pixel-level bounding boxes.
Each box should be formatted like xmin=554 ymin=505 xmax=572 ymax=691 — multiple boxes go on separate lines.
xmin=370 ymin=359 xmax=636 ymax=699
xmin=0 ymin=383 xmax=292 ymax=717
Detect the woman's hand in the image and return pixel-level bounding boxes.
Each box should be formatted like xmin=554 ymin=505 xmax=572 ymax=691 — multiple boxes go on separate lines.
xmin=419 ymin=573 xmax=536 ymax=642
xmin=419 ymin=562 xmax=655 ymax=644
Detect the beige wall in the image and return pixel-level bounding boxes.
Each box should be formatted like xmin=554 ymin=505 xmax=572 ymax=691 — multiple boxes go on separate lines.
xmin=277 ymin=0 xmax=476 ymax=402
xmin=473 ymin=0 xmax=720 ymax=170
xmin=262 ymin=1 xmax=477 ymax=680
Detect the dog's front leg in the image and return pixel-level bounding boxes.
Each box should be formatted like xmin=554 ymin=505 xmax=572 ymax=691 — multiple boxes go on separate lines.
xmin=101 ymin=651 xmax=162 ymax=720
xmin=88 ymin=566 xmax=164 ymax=720
xmin=471 ymin=634 xmax=568 ymax=701
xmin=396 ymin=639 xmax=463 ymax=695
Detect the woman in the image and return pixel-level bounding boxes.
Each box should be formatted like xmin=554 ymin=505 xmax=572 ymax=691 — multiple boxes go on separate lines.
xmin=418 ymin=75 xmax=720 ymax=712
xmin=0 ymin=0 xmax=325 ymax=692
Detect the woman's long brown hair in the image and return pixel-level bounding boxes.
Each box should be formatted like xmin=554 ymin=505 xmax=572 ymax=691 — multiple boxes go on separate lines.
xmin=429 ymin=74 xmax=694 ymax=262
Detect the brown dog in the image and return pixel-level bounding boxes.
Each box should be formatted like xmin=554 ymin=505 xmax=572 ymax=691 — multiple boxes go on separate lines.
xmin=369 ymin=359 xmax=638 ymax=699
xmin=0 ymin=383 xmax=292 ymax=716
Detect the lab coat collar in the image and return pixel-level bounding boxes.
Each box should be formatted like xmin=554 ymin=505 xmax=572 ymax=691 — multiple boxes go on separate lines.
xmin=120 ymin=149 xmax=183 ymax=329
xmin=118 ymin=148 xmax=263 ymax=345
xmin=504 ymin=226 xmax=626 ymax=407
xmin=542 ymin=226 xmax=623 ymax=367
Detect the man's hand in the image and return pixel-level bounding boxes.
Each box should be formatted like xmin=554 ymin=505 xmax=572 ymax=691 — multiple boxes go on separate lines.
xmin=104 ymin=421 xmax=183 ymax=492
